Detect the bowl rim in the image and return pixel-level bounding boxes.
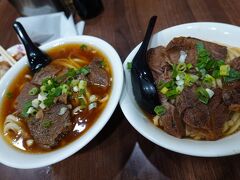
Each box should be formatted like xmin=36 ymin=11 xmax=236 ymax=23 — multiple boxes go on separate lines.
xmin=0 ymin=35 xmax=123 ymax=168
xmin=120 ymin=22 xmax=240 ymax=157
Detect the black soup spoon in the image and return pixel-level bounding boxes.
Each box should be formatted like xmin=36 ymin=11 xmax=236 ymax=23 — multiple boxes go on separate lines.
xmin=13 ymin=21 xmax=51 ymax=73
xmin=131 ymin=16 xmax=160 ymax=114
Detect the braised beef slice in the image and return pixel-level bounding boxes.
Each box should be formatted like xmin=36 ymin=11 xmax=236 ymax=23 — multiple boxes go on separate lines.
xmin=176 ymin=86 xmax=210 ymax=130
xmin=179 ymin=87 xmax=230 ymax=140
xmin=166 ymin=37 xmax=227 ymax=65
xmin=176 ymin=86 xmax=199 ymax=115
xmin=31 ymin=64 xmax=64 ymax=85
xmin=27 ymin=104 xmax=72 ymax=148
xmin=222 ymin=82 xmax=240 ymax=106
xmin=180 ymin=88 xmax=210 ymax=130
xmin=208 ymin=88 xmax=230 ymax=139
xmin=15 ymin=82 xmax=38 ymax=112
xmin=230 ymin=57 xmax=240 ymax=71
xmin=147 ymin=46 xmax=172 ymax=83
xmin=161 ymin=102 xmax=185 ymax=138
xmin=147 ymin=46 xmax=172 ymax=101
xmin=87 ymin=59 xmax=110 ymax=87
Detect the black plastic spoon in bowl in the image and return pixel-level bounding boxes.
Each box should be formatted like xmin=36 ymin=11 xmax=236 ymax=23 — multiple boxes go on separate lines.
xmin=13 ymin=21 xmax=51 ymax=73
xmin=131 ymin=16 xmax=160 ymax=114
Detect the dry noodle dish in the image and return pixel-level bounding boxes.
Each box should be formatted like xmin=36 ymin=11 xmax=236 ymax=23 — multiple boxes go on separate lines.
xmin=0 ymin=44 xmax=112 ymax=152
xmin=145 ymin=37 xmax=240 ymax=140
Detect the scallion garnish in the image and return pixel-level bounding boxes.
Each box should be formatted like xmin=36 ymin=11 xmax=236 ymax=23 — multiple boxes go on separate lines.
xmin=127 ymin=62 xmax=132 ymax=70
xmin=42 ymin=120 xmax=53 ymax=128
xmin=6 ymin=92 xmax=13 ymax=99
xmin=220 ymin=65 xmax=230 ymax=76
xmin=196 ymin=87 xmax=210 ymax=104
xmin=154 ymin=105 xmax=166 ymax=116
xmin=160 ymin=87 xmax=169 ymax=94
xmin=21 ymin=101 xmax=33 ymax=118
xmin=223 ymin=68 xmax=240 ymax=82
xmin=28 ymin=87 xmax=39 ymax=96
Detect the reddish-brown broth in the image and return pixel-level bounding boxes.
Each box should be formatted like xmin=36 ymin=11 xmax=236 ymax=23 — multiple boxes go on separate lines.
xmin=0 ymin=44 xmax=112 ymax=153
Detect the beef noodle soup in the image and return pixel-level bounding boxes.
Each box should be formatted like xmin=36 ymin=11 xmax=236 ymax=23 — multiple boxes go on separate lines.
xmin=0 ymin=44 xmax=112 ymax=153
xmin=146 ymin=37 xmax=240 ymax=140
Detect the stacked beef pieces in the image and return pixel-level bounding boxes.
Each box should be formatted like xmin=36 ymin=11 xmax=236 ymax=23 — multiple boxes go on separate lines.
xmin=15 ymin=59 xmax=109 ymax=149
xmin=147 ymin=37 xmax=240 ymax=140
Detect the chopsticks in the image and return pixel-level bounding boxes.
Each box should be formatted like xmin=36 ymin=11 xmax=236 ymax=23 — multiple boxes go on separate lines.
xmin=0 ymin=46 xmax=16 ymax=66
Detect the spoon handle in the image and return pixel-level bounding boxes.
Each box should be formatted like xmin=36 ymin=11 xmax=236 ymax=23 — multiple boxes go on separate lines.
xmin=139 ymin=16 xmax=157 ymax=52
xmin=13 ymin=21 xmax=51 ymax=73
xmin=13 ymin=21 xmax=35 ymax=50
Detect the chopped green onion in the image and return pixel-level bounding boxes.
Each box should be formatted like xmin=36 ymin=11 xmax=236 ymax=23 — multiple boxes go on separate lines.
xmin=127 ymin=62 xmax=132 ymax=70
xmin=26 ymin=107 xmax=37 ymax=115
xmin=211 ymin=69 xmax=220 ymax=78
xmin=47 ymin=79 xmax=53 ymax=85
xmin=40 ymin=85 xmax=47 ymax=92
xmin=73 ymin=86 xmax=79 ymax=92
xmin=196 ymin=87 xmax=210 ymax=104
xmin=79 ymin=97 xmax=87 ymax=109
xmin=177 ymin=63 xmax=187 ymax=72
xmin=28 ymin=87 xmax=39 ymax=96
xmin=71 ymin=79 xmax=79 ymax=86
xmin=32 ymin=99 xmax=39 ymax=108
xmin=184 ymin=74 xmax=199 ymax=86
xmin=66 ymin=69 xmax=77 ymax=78
xmin=62 ymin=84 xmax=69 ymax=94
xmin=154 ymin=105 xmax=166 ymax=116
xmin=6 ymin=92 xmax=13 ymax=99
xmin=77 ymin=67 xmax=90 ymax=75
xmin=165 ymin=89 xmax=178 ymax=98
xmin=99 ymin=60 xmax=106 ymax=68
xmin=21 ymin=101 xmax=33 ymax=118
xmin=172 ymin=64 xmax=178 ymax=78
xmin=89 ymin=102 xmax=97 ymax=110
xmin=203 ymin=74 xmax=216 ymax=87
xmin=42 ymin=120 xmax=53 ymax=128
xmin=78 ymin=80 xmax=87 ymax=89
xmin=43 ymin=96 xmax=54 ymax=107
xmin=79 ymin=88 xmax=86 ymax=95
xmin=186 ymin=63 xmax=193 ymax=70
xmin=205 ymin=88 xmax=214 ymax=98
xmin=160 ymin=87 xmax=169 ymax=94
xmin=54 ymin=87 xmax=63 ymax=96
xmin=220 ymin=65 xmax=230 ymax=76
xmin=80 ymin=44 xmax=87 ymax=50
xmin=176 ymin=85 xmax=184 ymax=93
xmin=223 ymin=68 xmax=240 ymax=82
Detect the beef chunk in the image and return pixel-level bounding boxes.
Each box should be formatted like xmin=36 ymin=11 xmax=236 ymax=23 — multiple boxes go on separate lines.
xmin=87 ymin=59 xmax=110 ymax=87
xmin=176 ymin=86 xmax=199 ymax=115
xmin=147 ymin=46 xmax=172 ymax=83
xmin=166 ymin=37 xmax=227 ymax=65
xmin=166 ymin=37 xmax=197 ymax=65
xmin=27 ymin=104 xmax=72 ymax=148
xmin=230 ymin=57 xmax=240 ymax=71
xmin=181 ymin=88 xmax=210 ymax=130
xmin=147 ymin=46 xmax=173 ymax=101
xmin=223 ymin=82 xmax=240 ymax=106
xmin=160 ymin=102 xmax=185 ymax=138
xmin=176 ymin=87 xmax=230 ymax=140
xmin=15 ymin=82 xmax=38 ymax=112
xmin=176 ymin=86 xmax=210 ymax=129
xmin=31 ymin=64 xmax=64 ymax=85
xmin=207 ymin=88 xmax=230 ymax=139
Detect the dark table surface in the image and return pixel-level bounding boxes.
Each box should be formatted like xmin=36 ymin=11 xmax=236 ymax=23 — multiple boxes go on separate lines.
xmin=1 ymin=0 xmax=240 ymax=179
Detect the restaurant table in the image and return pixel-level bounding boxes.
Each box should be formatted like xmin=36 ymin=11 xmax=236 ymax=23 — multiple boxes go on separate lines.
xmin=1 ymin=0 xmax=240 ymax=179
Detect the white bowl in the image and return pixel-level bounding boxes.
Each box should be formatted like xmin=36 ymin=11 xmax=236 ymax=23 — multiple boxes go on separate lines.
xmin=120 ymin=22 xmax=240 ymax=157
xmin=0 ymin=36 xmax=123 ymax=168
